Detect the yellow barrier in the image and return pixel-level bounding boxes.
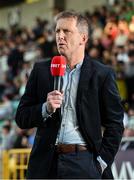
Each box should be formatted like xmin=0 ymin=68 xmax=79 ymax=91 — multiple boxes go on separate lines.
xmin=2 ymin=149 xmax=31 ymax=180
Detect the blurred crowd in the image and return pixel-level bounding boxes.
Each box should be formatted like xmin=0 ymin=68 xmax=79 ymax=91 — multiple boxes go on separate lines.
xmin=0 ymin=0 xmax=134 ymax=151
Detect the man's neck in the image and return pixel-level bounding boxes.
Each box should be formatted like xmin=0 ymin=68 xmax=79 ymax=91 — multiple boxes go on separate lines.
xmin=66 ymin=52 xmax=85 ymax=70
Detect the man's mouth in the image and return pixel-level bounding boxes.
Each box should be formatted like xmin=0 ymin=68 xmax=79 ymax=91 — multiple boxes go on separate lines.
xmin=58 ymin=43 xmax=66 ymax=46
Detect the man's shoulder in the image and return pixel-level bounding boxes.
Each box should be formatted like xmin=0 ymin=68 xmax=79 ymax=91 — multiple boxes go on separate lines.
xmin=35 ymin=58 xmax=51 ymax=67
xmin=34 ymin=58 xmax=51 ymax=68
xmin=85 ymin=55 xmax=113 ymax=75
xmin=90 ymin=58 xmax=111 ymax=73
xmin=84 ymin=55 xmax=115 ymax=83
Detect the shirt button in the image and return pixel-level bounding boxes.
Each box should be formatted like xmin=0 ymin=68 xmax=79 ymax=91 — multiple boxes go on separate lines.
xmin=62 ymin=124 xmax=65 ymax=127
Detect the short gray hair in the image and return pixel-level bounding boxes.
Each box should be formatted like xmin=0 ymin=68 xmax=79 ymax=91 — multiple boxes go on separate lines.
xmin=56 ymin=10 xmax=89 ymax=36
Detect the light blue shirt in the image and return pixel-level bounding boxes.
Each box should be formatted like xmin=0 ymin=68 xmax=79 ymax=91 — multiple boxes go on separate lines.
xmin=56 ymin=62 xmax=85 ymax=144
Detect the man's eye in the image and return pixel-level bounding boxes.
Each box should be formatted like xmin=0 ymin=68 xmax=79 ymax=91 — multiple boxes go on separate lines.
xmin=55 ymin=30 xmax=59 ymax=33
xmin=64 ymin=30 xmax=70 ymax=33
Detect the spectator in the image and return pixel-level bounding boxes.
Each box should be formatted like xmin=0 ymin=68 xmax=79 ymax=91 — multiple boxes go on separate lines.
xmin=13 ymin=127 xmax=28 ymax=149
xmin=125 ymin=50 xmax=134 ymax=104
xmin=120 ymin=106 xmax=134 ymax=150
xmin=1 ymin=124 xmax=14 ymax=150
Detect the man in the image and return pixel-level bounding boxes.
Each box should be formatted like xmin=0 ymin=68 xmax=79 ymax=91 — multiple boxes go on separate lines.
xmin=15 ymin=10 xmax=124 ymax=179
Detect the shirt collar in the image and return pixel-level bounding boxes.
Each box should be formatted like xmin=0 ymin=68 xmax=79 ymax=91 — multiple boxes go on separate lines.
xmin=66 ymin=60 xmax=83 ymax=72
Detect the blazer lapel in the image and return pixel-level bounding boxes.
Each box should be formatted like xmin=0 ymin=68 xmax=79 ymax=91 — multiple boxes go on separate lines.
xmin=77 ymin=55 xmax=94 ymax=103
xmin=47 ymin=61 xmax=61 ymax=121
xmin=46 ymin=60 xmax=54 ymax=92
xmin=49 ymin=73 xmax=54 ymax=92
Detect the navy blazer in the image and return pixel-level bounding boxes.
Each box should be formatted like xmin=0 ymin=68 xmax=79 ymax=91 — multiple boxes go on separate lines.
xmin=15 ymin=54 xmax=124 ymax=179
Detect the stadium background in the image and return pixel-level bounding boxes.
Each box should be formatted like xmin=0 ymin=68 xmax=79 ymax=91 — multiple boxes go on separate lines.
xmin=0 ymin=0 xmax=134 ymax=179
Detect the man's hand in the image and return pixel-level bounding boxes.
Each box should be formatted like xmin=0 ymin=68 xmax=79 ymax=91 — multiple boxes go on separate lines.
xmin=46 ymin=90 xmax=64 ymax=114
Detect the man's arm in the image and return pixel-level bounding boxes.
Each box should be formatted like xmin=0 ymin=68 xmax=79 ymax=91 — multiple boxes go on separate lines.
xmin=15 ymin=63 xmax=44 ymax=129
xmin=15 ymin=63 xmax=63 ymax=129
xmin=99 ymin=68 xmax=124 ymax=166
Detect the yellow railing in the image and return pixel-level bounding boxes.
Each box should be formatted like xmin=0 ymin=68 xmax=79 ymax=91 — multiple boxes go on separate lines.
xmin=2 ymin=149 xmax=31 ymax=180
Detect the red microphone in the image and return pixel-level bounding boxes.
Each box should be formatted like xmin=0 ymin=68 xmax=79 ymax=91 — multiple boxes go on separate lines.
xmin=51 ymin=56 xmax=66 ymax=91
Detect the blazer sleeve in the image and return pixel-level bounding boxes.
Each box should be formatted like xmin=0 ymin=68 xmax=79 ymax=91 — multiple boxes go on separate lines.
xmin=15 ymin=63 xmax=44 ymax=129
xmin=99 ymin=68 xmax=124 ymax=166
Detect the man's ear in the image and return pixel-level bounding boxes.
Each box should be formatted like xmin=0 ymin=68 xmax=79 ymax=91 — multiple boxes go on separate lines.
xmin=80 ymin=34 xmax=88 ymax=45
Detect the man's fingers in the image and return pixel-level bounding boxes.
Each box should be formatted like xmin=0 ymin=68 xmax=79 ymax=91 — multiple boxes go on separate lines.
xmin=46 ymin=90 xmax=64 ymax=113
xmin=53 ymin=95 xmax=63 ymax=100
xmin=48 ymin=90 xmax=62 ymax=96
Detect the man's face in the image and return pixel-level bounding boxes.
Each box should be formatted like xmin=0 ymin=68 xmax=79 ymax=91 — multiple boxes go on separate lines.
xmin=55 ymin=17 xmax=85 ymax=58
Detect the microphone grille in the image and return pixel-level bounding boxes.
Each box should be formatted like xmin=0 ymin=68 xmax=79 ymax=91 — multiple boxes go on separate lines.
xmin=51 ymin=56 xmax=66 ymax=76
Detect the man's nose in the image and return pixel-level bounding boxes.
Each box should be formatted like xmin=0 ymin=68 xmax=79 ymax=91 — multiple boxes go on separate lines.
xmin=57 ymin=31 xmax=65 ymax=40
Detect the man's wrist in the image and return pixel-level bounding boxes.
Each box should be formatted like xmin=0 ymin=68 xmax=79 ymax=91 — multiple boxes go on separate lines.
xmin=42 ymin=103 xmax=53 ymax=121
xmin=46 ymin=105 xmax=53 ymax=115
